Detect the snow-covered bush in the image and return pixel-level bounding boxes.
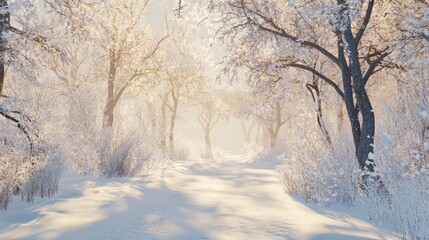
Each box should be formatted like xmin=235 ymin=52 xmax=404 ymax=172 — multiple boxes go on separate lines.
xmin=388 ymin=179 xmax=429 ymax=240
xmin=99 ymin=130 xmax=158 ymax=178
xmin=277 ymin=131 xmax=359 ymax=205
xmin=362 ymin=175 xmax=429 ymax=240
xmin=19 ymin=145 xmax=64 ymax=204
xmin=61 ymin=87 xmax=101 ymax=176
xmin=366 ymin=88 xmax=429 ymax=239
xmin=171 ymin=139 xmax=191 ymax=161
xmin=0 ymin=132 xmax=64 ymax=210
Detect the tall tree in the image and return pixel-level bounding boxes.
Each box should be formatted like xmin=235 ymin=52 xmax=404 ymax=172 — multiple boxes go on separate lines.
xmin=0 ymin=0 xmax=54 ymax=152
xmin=211 ymin=0 xmax=403 ymax=187
xmin=0 ymin=0 xmax=9 ymax=97
xmin=160 ymin=18 xmax=203 ymax=153
xmin=86 ymin=0 xmax=165 ymax=129
xmin=197 ymin=88 xmax=229 ymax=158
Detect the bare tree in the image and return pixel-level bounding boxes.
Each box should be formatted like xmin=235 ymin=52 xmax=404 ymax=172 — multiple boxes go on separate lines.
xmin=88 ymin=0 xmax=165 ymax=129
xmin=197 ymin=89 xmax=229 ymax=158
xmin=212 ymin=0 xmax=401 ymax=187
xmin=0 ymin=0 xmax=9 ymax=97
xmin=240 ymin=120 xmax=255 ymax=145
xmin=160 ymin=19 xmax=203 ymax=153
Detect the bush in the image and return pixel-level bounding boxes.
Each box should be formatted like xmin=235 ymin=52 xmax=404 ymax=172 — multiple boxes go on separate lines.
xmin=98 ymin=130 xmax=158 ymax=178
xmin=171 ymin=139 xmax=191 ymax=161
xmin=369 ymin=102 xmax=429 ymax=239
xmin=20 ymin=148 xmax=64 ymax=204
xmin=0 ymin=142 xmax=64 ymax=210
xmin=277 ymin=133 xmax=359 ymax=205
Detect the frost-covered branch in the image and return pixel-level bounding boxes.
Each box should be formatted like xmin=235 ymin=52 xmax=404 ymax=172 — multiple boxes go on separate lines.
xmin=279 ymin=61 xmax=345 ymax=100
xmin=355 ymin=0 xmax=374 ymax=44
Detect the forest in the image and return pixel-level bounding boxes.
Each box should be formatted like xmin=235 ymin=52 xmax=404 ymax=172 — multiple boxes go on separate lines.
xmin=0 ymin=0 xmax=428 ymax=239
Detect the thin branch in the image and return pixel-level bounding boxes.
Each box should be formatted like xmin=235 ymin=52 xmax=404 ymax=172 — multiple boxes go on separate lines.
xmin=0 ymin=108 xmax=34 ymax=154
xmin=197 ymin=115 xmax=207 ymax=130
xmin=355 ymin=0 xmax=374 ymax=44
xmin=9 ymin=26 xmax=47 ymax=45
xmin=278 ymin=114 xmax=297 ymax=127
xmin=280 ymin=62 xmax=345 ymax=100
xmin=141 ymin=36 xmax=168 ymax=62
xmin=363 ymin=51 xmax=391 ymax=85
xmin=238 ymin=1 xmax=340 ymax=67
xmin=9 ymin=26 xmax=64 ymax=57
xmin=210 ymin=116 xmax=221 ymax=131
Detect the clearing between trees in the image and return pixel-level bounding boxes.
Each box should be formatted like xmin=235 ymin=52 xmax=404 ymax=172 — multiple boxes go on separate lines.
xmin=0 ymin=150 xmax=398 ymax=240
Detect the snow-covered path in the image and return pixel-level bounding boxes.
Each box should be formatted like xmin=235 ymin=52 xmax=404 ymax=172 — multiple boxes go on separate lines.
xmin=0 ymin=150 xmax=399 ymax=240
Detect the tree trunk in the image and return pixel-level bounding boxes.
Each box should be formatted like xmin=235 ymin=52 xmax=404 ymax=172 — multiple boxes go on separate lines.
xmin=160 ymin=93 xmax=168 ymax=149
xmin=240 ymin=121 xmax=254 ymax=144
xmin=269 ymin=126 xmax=278 ymax=148
xmin=199 ymin=106 xmax=217 ymax=159
xmin=337 ymin=101 xmax=344 ymax=136
xmin=103 ymin=49 xmax=117 ymax=128
xmin=256 ymin=124 xmax=261 ymax=144
xmin=339 ymin=1 xmax=375 ymax=174
xmin=204 ymin=128 xmax=213 ymax=158
xmin=0 ymin=0 xmax=9 ymax=97
xmin=146 ymin=101 xmax=157 ymax=135
xmin=169 ymin=91 xmax=179 ymax=154
xmin=336 ymin=1 xmax=382 ymax=190
xmin=268 ymin=102 xmax=283 ymax=148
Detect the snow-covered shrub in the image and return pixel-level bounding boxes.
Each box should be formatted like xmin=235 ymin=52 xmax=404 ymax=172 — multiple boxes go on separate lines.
xmin=171 ymin=139 xmax=191 ymax=161
xmin=362 ymin=175 xmax=429 ymax=240
xmin=277 ymin=132 xmax=360 ymax=205
xmin=275 ymin=110 xmax=361 ymax=205
xmin=99 ymin=130 xmax=158 ymax=178
xmin=62 ymin=87 xmax=101 ymax=176
xmin=389 ymin=179 xmax=429 ymax=240
xmin=0 ymin=151 xmax=29 ymax=210
xmin=0 ymin=130 xmax=64 ymax=209
xmin=367 ymin=92 xmax=429 ymax=239
xmin=19 ymin=145 xmax=64 ymax=204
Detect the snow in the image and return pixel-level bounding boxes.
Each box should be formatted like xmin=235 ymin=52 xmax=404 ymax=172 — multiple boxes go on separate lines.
xmin=0 ymin=150 xmax=399 ymax=240
xmin=419 ymin=111 xmax=428 ymax=119
xmin=424 ymin=141 xmax=429 ymax=151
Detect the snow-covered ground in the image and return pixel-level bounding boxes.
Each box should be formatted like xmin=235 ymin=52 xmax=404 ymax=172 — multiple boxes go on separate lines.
xmin=0 ymin=150 xmax=399 ymax=240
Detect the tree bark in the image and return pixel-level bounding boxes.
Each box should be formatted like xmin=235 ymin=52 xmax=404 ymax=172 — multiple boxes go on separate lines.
xmin=204 ymin=131 xmax=213 ymax=158
xmin=268 ymin=102 xmax=283 ymax=148
xmin=103 ymin=49 xmax=117 ymax=128
xmin=306 ymin=81 xmax=332 ymax=146
xmin=146 ymin=101 xmax=157 ymax=135
xmin=256 ymin=124 xmax=261 ymax=144
xmin=169 ymin=90 xmax=179 ymax=153
xmin=203 ymin=113 xmax=213 ymax=159
xmin=338 ymin=0 xmax=376 ymax=175
xmin=160 ymin=93 xmax=168 ymax=149
xmin=198 ymin=104 xmax=219 ymax=159
xmin=0 ymin=0 xmax=9 ymax=97
xmin=240 ymin=121 xmax=254 ymax=144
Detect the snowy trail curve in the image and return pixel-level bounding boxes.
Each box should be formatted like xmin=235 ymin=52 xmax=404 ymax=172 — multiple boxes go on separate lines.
xmin=0 ymin=150 xmax=399 ymax=240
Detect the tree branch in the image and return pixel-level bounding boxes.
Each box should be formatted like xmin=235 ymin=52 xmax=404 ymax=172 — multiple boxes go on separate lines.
xmin=210 ymin=116 xmax=221 ymax=131
xmin=363 ymin=51 xmax=391 ymax=86
xmin=355 ymin=0 xmax=374 ymax=44
xmin=0 ymin=108 xmax=34 ymax=154
xmin=280 ymin=62 xmax=345 ymax=100
xmin=238 ymin=1 xmax=340 ymax=67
